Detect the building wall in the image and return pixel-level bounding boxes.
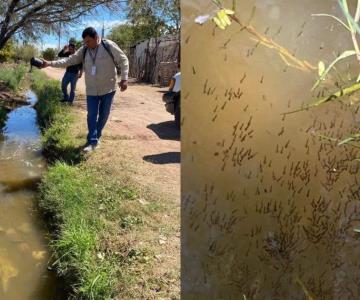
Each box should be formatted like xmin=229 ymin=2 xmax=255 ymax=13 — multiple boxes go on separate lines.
xmin=129 ymin=34 xmax=180 ymax=85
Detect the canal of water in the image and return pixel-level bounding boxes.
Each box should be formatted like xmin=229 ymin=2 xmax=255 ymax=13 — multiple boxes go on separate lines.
xmin=0 ymin=91 xmax=60 ymax=299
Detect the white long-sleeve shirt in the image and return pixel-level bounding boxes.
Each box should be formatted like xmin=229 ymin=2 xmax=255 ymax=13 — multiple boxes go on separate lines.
xmin=51 ymin=39 xmax=129 ymax=96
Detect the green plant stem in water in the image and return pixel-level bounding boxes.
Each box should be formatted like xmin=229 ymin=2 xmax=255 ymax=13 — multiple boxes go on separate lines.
xmin=313 ymin=132 xmax=360 ymax=149
xmin=283 ymin=81 xmax=360 ymax=115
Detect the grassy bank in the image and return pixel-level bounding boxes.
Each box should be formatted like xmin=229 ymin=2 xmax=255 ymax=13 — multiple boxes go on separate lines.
xmin=40 ymin=162 xmax=141 ymax=299
xmin=0 ymin=63 xmax=27 ymax=129
xmin=30 ymin=70 xmax=82 ymax=163
xmin=30 ymin=70 xmax=178 ymax=299
xmin=0 ymin=63 xmax=26 ymax=91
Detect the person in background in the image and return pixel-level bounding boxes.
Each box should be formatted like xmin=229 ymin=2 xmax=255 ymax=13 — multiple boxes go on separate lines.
xmin=42 ymin=27 xmax=129 ymax=152
xmin=58 ymin=42 xmax=83 ymax=104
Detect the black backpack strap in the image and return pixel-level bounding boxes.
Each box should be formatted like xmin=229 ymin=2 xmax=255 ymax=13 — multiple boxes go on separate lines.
xmin=101 ymin=39 xmax=115 ymax=63
xmin=101 ymin=39 xmax=121 ymax=75
xmin=82 ymin=46 xmax=88 ymax=61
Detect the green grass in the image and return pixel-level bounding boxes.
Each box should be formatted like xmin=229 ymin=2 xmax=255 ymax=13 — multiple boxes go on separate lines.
xmin=0 ymin=64 xmax=27 ymax=129
xmin=30 ymin=69 xmax=64 ymax=128
xmin=40 ymin=162 xmax=143 ymax=299
xmin=31 ymin=70 xmax=161 ymax=299
xmin=40 ymin=163 xmax=112 ymax=299
xmin=0 ymin=64 xmax=26 ymax=90
xmin=30 ymin=70 xmax=82 ymax=163
xmin=30 ymin=70 xmax=178 ymax=299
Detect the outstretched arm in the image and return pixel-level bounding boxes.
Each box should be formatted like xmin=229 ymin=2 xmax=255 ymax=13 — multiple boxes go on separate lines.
xmin=43 ymin=46 xmax=84 ymax=68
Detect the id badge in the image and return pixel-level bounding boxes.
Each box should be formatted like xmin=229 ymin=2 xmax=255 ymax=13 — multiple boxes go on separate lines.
xmin=91 ymin=65 xmax=96 ymax=76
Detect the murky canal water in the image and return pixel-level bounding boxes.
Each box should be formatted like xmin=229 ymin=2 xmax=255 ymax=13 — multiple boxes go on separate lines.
xmin=0 ymin=91 xmax=58 ymax=299
xmin=182 ymin=0 xmax=360 ymax=299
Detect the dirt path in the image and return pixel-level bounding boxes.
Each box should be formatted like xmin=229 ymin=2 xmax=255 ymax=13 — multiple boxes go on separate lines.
xmin=43 ymin=68 xmax=180 ymax=200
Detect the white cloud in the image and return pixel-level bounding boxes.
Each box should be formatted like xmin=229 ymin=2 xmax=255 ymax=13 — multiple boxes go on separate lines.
xmin=82 ymin=19 xmax=128 ymax=30
xmin=35 ymin=18 xmax=129 ymax=51
xmin=34 ymin=42 xmax=58 ymax=51
xmin=42 ymin=43 xmax=58 ymax=49
xmin=64 ymin=19 xmax=129 ymax=34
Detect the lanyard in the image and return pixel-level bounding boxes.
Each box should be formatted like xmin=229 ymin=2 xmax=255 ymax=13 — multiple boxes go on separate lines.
xmin=88 ymin=46 xmax=99 ymax=65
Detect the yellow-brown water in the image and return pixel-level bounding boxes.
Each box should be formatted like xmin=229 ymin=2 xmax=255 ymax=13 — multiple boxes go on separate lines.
xmin=0 ymin=91 xmax=58 ymax=299
xmin=182 ymin=1 xmax=360 ymax=299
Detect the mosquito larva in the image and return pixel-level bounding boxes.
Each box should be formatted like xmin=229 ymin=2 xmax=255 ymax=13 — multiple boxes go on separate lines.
xmin=192 ymin=66 xmax=196 ymax=74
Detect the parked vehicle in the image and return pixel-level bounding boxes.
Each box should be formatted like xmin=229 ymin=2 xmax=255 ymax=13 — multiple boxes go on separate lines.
xmin=162 ymin=72 xmax=181 ymax=129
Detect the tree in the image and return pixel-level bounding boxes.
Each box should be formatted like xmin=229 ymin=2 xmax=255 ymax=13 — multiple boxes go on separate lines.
xmin=156 ymin=0 xmax=180 ymax=33
xmin=107 ymin=24 xmax=134 ymax=54
xmin=125 ymin=0 xmax=180 ymax=42
xmin=68 ymin=37 xmax=83 ymax=50
xmin=13 ymin=43 xmax=38 ymax=62
xmin=0 ymin=0 xmax=123 ymax=50
xmin=0 ymin=39 xmax=15 ymax=62
xmin=42 ymin=47 xmax=56 ymax=60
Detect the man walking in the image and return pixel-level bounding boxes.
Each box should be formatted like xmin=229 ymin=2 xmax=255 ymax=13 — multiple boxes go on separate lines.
xmin=42 ymin=27 xmax=129 ymax=152
xmin=58 ymin=43 xmax=83 ymax=104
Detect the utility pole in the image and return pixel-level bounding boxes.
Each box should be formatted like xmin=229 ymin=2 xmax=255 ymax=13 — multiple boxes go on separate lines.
xmin=101 ymin=21 xmax=105 ymax=38
xmin=58 ymin=22 xmax=61 ymax=51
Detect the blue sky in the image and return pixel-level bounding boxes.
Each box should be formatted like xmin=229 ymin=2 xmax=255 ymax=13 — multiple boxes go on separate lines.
xmin=38 ymin=6 xmax=127 ymax=51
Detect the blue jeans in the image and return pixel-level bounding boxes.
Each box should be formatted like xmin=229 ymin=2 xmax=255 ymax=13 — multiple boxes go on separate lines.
xmin=61 ymin=71 xmax=78 ymax=103
xmin=86 ymin=91 xmax=116 ymax=145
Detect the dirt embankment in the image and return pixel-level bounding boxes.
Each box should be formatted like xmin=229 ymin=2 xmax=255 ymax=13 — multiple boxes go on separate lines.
xmin=0 ymin=82 xmax=28 ymax=110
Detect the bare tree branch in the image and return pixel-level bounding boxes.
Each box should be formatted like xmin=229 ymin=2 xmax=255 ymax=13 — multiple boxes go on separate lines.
xmin=0 ymin=0 xmax=123 ymax=49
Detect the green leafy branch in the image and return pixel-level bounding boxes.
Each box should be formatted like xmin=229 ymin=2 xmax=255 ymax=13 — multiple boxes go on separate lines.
xmin=283 ymin=0 xmax=360 ymax=117
xmin=312 ymin=0 xmax=360 ymax=91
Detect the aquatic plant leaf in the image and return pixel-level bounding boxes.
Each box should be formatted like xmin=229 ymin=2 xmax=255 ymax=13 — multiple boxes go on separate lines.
xmin=218 ymin=10 xmax=231 ymax=26
xmin=224 ymin=9 xmax=235 ymax=15
xmin=295 ymin=277 xmax=315 ymax=300
xmin=338 ymin=137 xmax=356 ymax=145
xmin=312 ymin=50 xmax=356 ymax=90
xmin=338 ymin=133 xmax=360 ymax=145
xmin=356 ymin=72 xmax=360 ymax=82
xmin=212 ymin=9 xmax=234 ymax=30
xmin=284 ymin=81 xmax=360 ymax=115
xmin=318 ymin=61 xmax=326 ymax=77
xmin=212 ymin=0 xmax=222 ymax=6
xmin=339 ymin=0 xmax=360 ymax=33
xmin=222 ymin=14 xmax=232 ymax=26
xmin=232 ymin=0 xmax=236 ymax=11
xmin=213 ymin=16 xmax=226 ymax=29
xmin=311 ymin=13 xmax=351 ymax=31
